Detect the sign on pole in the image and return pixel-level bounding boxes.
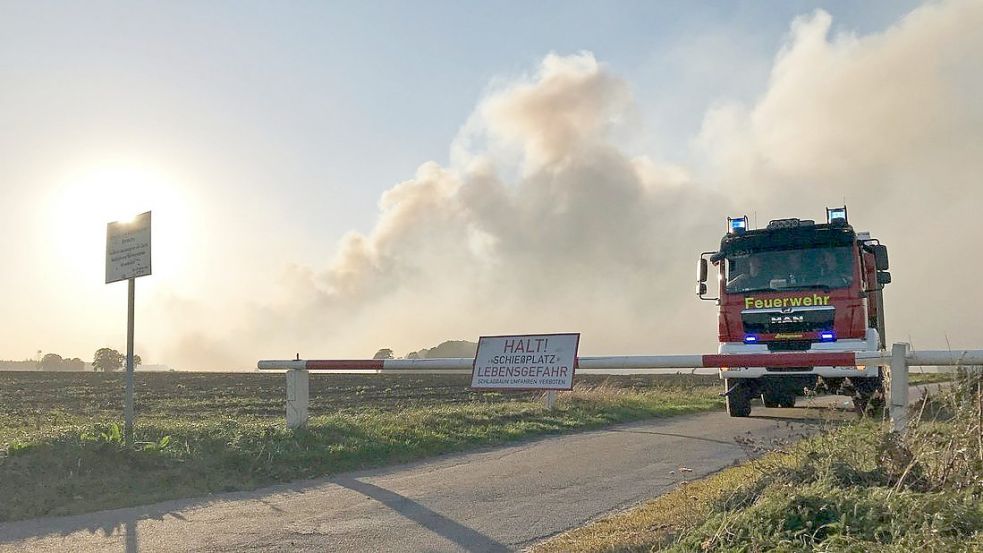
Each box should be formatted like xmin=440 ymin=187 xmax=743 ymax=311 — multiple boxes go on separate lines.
xmin=471 ymin=333 xmax=579 ymax=390
xmin=106 ymin=211 xmax=151 ymax=448
xmin=106 ymin=211 xmax=152 ymax=284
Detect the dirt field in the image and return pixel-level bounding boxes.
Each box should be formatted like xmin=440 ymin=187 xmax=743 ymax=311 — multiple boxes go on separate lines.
xmin=0 ymin=371 xmax=722 ymax=521
xmin=0 ymin=371 xmax=718 ymax=421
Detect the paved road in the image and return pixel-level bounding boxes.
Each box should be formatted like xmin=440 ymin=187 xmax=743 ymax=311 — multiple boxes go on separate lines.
xmin=0 ymin=386 xmax=945 ymax=553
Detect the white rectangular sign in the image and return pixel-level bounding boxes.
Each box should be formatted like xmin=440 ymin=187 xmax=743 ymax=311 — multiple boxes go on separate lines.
xmin=470 ymin=333 xmax=579 ymax=390
xmin=106 ymin=211 xmax=152 ymax=284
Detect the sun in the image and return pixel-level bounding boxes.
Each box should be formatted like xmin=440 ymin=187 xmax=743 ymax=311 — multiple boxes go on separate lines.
xmin=50 ymin=163 xmax=192 ymax=282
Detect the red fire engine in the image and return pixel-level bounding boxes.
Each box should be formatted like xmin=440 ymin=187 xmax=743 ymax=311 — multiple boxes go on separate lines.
xmin=697 ymin=207 xmax=891 ymax=416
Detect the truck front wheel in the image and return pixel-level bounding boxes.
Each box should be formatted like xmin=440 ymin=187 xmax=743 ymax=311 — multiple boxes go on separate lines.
xmin=761 ymin=389 xmax=781 ymax=408
xmin=725 ymin=379 xmax=752 ymax=417
xmin=761 ymin=389 xmax=796 ymax=408
xmin=761 ymin=380 xmax=797 ymax=408
xmin=851 ymin=376 xmax=885 ymax=415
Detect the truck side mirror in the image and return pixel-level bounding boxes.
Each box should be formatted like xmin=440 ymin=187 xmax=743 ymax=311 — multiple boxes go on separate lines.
xmin=876 ymin=271 xmax=891 ymax=285
xmin=697 ymin=252 xmax=719 ymax=301
xmin=872 ymin=244 xmax=889 ymax=271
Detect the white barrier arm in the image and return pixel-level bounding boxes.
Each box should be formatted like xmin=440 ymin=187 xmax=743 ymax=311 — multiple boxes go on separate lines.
xmin=258 ymin=360 xmax=307 ymax=370
xmin=906 ymin=350 xmax=983 ymax=366
xmin=257 ymin=356 xmax=708 ymax=371
xmin=258 ymin=352 xmax=865 ymax=372
xmin=580 ymin=355 xmax=706 ymax=369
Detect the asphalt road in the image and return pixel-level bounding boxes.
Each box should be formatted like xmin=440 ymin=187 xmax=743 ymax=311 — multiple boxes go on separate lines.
xmin=0 ymin=385 xmax=945 ymax=553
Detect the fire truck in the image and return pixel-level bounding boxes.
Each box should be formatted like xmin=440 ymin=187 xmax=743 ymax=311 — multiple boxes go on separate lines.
xmin=697 ymin=207 xmax=891 ymax=417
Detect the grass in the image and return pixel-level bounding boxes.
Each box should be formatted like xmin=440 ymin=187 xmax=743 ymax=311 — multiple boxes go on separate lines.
xmin=532 ymin=370 xmax=983 ymax=552
xmin=531 ymin=452 xmax=794 ymax=553
xmin=907 ymin=371 xmax=957 ymax=385
xmin=0 ymin=371 xmax=722 ymax=522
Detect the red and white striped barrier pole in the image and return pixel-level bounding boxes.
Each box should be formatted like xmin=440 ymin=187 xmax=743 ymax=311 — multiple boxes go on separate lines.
xmin=257 ymin=351 xmax=890 ymax=373
xmin=259 ymin=348 xmax=983 ymax=428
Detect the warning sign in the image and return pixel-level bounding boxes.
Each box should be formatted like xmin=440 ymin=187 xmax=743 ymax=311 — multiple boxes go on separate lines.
xmin=470 ymin=333 xmax=579 ymax=390
xmin=106 ymin=211 xmax=152 ymax=284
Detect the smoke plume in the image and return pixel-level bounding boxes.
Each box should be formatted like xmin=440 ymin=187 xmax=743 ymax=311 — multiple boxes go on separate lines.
xmin=166 ymin=0 xmax=983 ymax=368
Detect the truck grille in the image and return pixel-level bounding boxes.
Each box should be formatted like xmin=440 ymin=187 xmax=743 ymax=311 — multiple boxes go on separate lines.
xmin=742 ymin=306 xmax=835 ymax=335
xmin=767 ymin=340 xmax=812 ymax=352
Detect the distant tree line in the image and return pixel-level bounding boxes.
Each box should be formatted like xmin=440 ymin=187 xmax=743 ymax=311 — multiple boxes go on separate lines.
xmin=0 ymin=348 xmax=143 ymax=372
xmin=0 ymin=359 xmax=44 ymax=371
xmin=373 ymin=340 xmax=478 ymax=361
xmin=92 ymin=348 xmax=142 ymax=372
xmin=39 ymin=353 xmax=86 ymax=371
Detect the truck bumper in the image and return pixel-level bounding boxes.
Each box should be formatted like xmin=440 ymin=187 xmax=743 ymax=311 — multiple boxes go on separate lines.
xmin=717 ymin=329 xmax=883 ymax=379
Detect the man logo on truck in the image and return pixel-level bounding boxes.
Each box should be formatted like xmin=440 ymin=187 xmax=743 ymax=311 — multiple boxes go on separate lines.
xmin=770 ymin=315 xmax=805 ymax=324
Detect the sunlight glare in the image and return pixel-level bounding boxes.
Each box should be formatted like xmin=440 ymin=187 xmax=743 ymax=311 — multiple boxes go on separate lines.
xmin=50 ymin=163 xmax=193 ymax=283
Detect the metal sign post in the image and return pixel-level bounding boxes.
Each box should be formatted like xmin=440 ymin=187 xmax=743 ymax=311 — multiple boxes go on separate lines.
xmin=125 ymin=278 xmax=136 ymax=444
xmin=106 ymin=211 xmax=152 ymax=447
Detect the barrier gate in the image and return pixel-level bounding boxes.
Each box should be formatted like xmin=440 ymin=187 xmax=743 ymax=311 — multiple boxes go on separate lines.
xmin=258 ymin=344 xmax=983 ymax=432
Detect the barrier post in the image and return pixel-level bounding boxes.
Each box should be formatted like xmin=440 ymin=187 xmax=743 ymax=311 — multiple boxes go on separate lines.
xmin=286 ymin=369 xmax=310 ymax=429
xmin=889 ymin=342 xmax=909 ymax=433
xmin=544 ymin=390 xmax=558 ymax=410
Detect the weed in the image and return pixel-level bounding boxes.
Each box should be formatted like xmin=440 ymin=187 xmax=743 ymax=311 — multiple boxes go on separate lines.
xmin=80 ymin=422 xmax=124 ymax=447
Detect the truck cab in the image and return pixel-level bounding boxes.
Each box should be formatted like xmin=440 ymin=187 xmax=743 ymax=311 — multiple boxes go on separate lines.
xmin=697 ymin=207 xmax=891 ymax=416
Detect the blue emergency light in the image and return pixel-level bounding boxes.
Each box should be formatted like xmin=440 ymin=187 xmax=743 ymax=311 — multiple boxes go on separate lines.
xmin=744 ymin=334 xmax=758 ymax=344
xmin=819 ymin=331 xmax=836 ymax=342
xmin=728 ymin=215 xmax=749 ymax=235
xmin=826 ymin=206 xmax=848 ymax=224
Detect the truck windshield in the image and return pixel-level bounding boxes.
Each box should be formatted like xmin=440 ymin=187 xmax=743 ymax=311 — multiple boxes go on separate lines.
xmin=725 ymin=246 xmax=855 ymax=294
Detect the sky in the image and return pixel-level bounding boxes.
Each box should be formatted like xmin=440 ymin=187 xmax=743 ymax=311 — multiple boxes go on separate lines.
xmin=2 ymin=0 xmax=980 ymax=370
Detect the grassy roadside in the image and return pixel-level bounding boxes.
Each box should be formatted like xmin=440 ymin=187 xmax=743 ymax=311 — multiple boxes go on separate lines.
xmin=0 ymin=377 xmax=722 ymax=522
xmin=531 ymin=450 xmax=794 ymax=553
xmin=532 ymin=373 xmax=983 ymax=552
xmin=908 ymin=372 xmax=957 ymax=385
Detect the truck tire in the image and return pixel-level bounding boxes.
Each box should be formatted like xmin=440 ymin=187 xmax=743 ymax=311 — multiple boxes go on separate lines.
xmin=761 ymin=389 xmax=782 ymax=408
xmin=853 ymin=389 xmax=885 ymax=414
xmin=725 ymin=379 xmax=752 ymax=417
xmin=851 ymin=376 xmax=885 ymax=415
xmin=778 ymin=393 xmax=797 ymax=408
xmin=762 ymin=383 xmax=796 ymax=408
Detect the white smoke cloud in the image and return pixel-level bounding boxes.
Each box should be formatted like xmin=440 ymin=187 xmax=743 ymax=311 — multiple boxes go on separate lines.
xmin=166 ymin=0 xmax=983 ymax=368
xmin=696 ymin=0 xmax=983 ymax=348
